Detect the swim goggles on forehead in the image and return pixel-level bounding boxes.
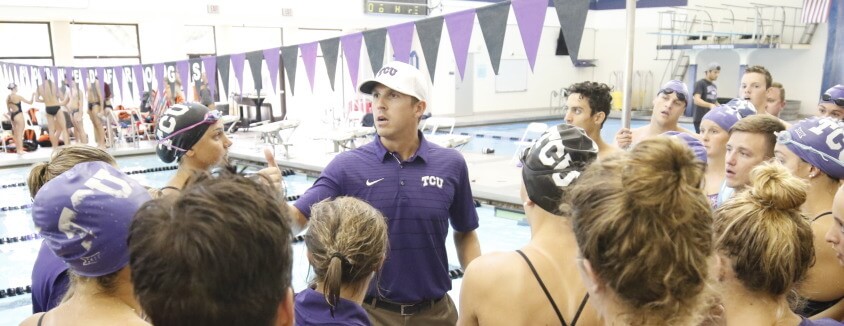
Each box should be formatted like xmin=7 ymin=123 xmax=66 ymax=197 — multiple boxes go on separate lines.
xmin=157 ymin=110 xmax=222 ymax=152
xmin=659 ymin=88 xmax=687 ymax=102
xmin=822 ymin=93 xmax=844 ymax=107
xmin=776 ymin=130 xmax=844 ymax=168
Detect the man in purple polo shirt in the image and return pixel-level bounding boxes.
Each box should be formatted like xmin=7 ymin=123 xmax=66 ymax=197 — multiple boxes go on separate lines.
xmin=290 ymin=61 xmax=481 ymax=325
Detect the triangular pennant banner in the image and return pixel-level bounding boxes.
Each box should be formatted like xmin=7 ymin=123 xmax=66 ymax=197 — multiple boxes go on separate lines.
xmin=513 ymin=0 xmax=547 ymax=71
xmin=176 ymin=60 xmax=190 ymax=97
xmin=246 ymin=50 xmax=264 ymax=91
xmin=280 ymin=45 xmax=299 ymax=96
xmin=231 ymin=53 xmax=246 ymax=93
xmin=445 ymin=9 xmax=476 ymax=80
xmin=477 ymin=1 xmax=511 ymax=75
xmin=154 ymin=63 xmax=165 ymax=93
xmin=363 ymin=29 xmax=387 ymax=75
xmin=319 ymin=38 xmax=340 ymax=91
xmin=416 ymin=16 xmax=445 ymax=82
xmin=133 ymin=65 xmax=145 ymax=96
xmin=203 ymin=56 xmax=217 ymax=98
xmin=189 ymin=58 xmax=202 ymax=95
xmin=300 ymin=42 xmax=318 ymax=92
xmin=554 ymin=0 xmax=590 ymax=64
xmin=217 ymin=55 xmax=231 ymax=97
xmin=387 ymin=22 xmax=415 ymax=63
xmin=341 ymin=33 xmax=363 ymax=91
xmin=50 ymin=66 xmax=58 ymax=84
xmin=115 ymin=67 xmax=124 ymax=101
xmin=263 ymin=48 xmax=280 ymax=93
xmin=96 ymin=67 xmax=105 ymax=98
xmin=78 ymin=67 xmax=87 ymax=94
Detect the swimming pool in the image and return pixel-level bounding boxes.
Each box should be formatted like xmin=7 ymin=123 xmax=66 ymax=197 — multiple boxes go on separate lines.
xmin=0 ymin=154 xmax=531 ymax=325
xmin=452 ymin=118 xmax=694 ymax=155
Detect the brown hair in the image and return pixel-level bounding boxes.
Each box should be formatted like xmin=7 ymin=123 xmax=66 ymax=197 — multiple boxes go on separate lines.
xmin=714 ymin=163 xmax=813 ymax=304
xmin=729 ymin=114 xmax=786 ymax=158
xmin=569 ymin=137 xmax=713 ymax=325
xmin=27 ymin=145 xmax=116 ymax=198
xmin=744 ymin=65 xmax=773 ymax=89
xmin=771 ymin=82 xmax=785 ymax=102
xmin=128 ymin=170 xmax=293 ymax=326
xmin=306 ymin=197 xmax=388 ymax=315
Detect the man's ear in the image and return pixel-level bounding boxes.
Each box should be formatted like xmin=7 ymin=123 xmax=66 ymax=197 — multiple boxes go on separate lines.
xmin=274 ymin=287 xmax=295 ymax=326
xmin=415 ymin=100 xmax=427 ymax=118
xmin=593 ymin=111 xmax=606 ymax=127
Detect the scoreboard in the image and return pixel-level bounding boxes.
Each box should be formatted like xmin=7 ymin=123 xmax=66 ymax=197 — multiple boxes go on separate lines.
xmin=364 ymin=0 xmax=429 ymax=16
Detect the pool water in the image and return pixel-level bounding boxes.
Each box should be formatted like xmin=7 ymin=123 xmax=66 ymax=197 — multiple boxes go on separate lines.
xmin=0 ymin=154 xmax=531 ymax=325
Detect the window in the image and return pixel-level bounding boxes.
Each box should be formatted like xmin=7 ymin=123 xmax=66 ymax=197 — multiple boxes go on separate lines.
xmin=71 ymin=23 xmax=140 ymax=65
xmin=184 ymin=25 xmax=216 ymax=58
xmin=0 ymin=22 xmax=53 ymax=65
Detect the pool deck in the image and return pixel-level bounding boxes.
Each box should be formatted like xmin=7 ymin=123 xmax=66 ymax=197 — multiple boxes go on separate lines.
xmin=0 ymin=108 xmax=692 ymax=207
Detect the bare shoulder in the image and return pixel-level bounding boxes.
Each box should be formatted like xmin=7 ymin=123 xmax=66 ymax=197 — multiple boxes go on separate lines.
xmin=18 ymin=313 xmax=44 ymax=326
xmin=463 ymin=252 xmax=520 ymax=284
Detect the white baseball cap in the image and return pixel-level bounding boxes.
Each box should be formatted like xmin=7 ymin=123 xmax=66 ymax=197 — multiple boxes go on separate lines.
xmin=359 ymin=61 xmax=429 ymax=102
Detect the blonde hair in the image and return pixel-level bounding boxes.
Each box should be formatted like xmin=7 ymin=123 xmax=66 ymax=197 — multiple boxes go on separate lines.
xmin=27 ymin=145 xmax=116 ymax=198
xmin=714 ymin=162 xmax=813 ymax=304
xmin=305 ymin=197 xmax=388 ymax=314
xmin=569 ymin=137 xmax=714 ymax=325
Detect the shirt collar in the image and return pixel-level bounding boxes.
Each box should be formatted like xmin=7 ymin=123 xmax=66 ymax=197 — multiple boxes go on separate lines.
xmin=374 ymin=130 xmax=430 ymax=163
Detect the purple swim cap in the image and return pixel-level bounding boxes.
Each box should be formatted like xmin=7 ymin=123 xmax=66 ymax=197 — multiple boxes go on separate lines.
xmin=702 ymin=98 xmax=757 ymax=132
xmin=32 ymin=161 xmax=151 ymax=277
xmin=662 ymin=131 xmax=707 ymax=164
xmin=658 ymin=80 xmax=690 ymax=105
xmin=777 ymin=117 xmax=844 ymax=179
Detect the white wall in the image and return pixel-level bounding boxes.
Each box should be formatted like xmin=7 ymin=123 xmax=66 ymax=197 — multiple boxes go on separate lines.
xmin=0 ymin=0 xmax=829 ymax=118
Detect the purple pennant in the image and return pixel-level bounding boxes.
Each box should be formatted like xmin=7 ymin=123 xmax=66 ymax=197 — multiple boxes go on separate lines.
xmin=133 ymin=65 xmax=144 ymax=95
xmin=96 ymin=67 xmax=105 ymax=97
xmin=341 ymin=33 xmax=363 ymax=91
xmin=202 ymin=56 xmax=217 ymax=98
xmin=115 ymin=67 xmax=124 ymax=102
xmin=300 ymin=42 xmax=318 ymax=92
xmin=263 ymin=48 xmax=280 ymax=94
xmin=230 ymin=53 xmax=246 ymax=93
xmin=512 ymin=0 xmax=547 ymax=71
xmin=50 ymin=66 xmax=58 ymax=84
xmin=79 ymin=68 xmax=88 ymax=94
xmin=61 ymin=67 xmax=71 ymax=87
xmin=176 ymin=60 xmax=189 ymax=97
xmin=154 ymin=63 xmax=165 ymax=93
xmin=445 ymin=9 xmax=476 ymax=80
xmin=388 ymin=22 xmax=415 ymax=63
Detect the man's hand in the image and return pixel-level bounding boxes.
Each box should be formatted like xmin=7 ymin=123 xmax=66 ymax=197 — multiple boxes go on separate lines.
xmin=615 ymin=127 xmax=633 ymax=150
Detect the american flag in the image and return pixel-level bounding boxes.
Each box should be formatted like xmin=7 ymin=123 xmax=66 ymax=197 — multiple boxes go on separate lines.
xmin=802 ymin=0 xmax=832 ymax=24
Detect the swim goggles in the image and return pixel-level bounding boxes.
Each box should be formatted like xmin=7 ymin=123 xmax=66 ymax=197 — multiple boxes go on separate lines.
xmin=776 ymin=130 xmax=844 ymax=168
xmin=822 ymin=93 xmax=844 ymax=107
xmin=157 ymin=110 xmax=222 ymax=152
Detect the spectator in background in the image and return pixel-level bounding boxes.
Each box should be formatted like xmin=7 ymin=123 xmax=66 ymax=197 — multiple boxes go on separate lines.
xmin=199 ymin=74 xmax=215 ymax=110
xmin=740 ymin=65 xmax=772 ymax=115
xmin=766 ymin=82 xmax=787 ymax=118
xmin=5 ymin=82 xmax=35 ymax=155
xmin=693 ymin=62 xmax=720 ymax=133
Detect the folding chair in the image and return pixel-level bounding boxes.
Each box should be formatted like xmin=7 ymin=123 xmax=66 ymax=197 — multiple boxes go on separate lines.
xmin=251 ymin=119 xmax=300 ymax=158
xmin=110 ymin=109 xmax=140 ymax=148
xmin=512 ymin=122 xmax=549 ymax=163
xmin=421 ymin=117 xmax=472 ymax=150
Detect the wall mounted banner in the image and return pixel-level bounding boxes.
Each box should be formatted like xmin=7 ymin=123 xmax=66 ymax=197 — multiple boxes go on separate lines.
xmin=154 ymin=63 xmax=165 ymax=93
xmin=341 ymin=33 xmax=363 ymax=91
xmin=189 ymin=58 xmax=202 ymax=94
xmin=554 ymin=0 xmax=590 ymax=64
xmin=96 ymin=67 xmax=105 ymax=97
xmin=319 ymin=38 xmax=340 ymax=91
xmin=477 ymin=1 xmax=510 ymax=75
xmin=134 ymin=65 xmax=145 ymax=96
xmin=116 ymin=66 xmax=125 ymax=100
xmin=176 ymin=60 xmax=190 ymax=97
xmin=362 ymin=28 xmax=388 ymax=75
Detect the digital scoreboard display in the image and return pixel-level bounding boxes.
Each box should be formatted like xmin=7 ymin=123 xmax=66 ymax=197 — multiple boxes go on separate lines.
xmin=364 ymin=0 xmax=429 ymax=16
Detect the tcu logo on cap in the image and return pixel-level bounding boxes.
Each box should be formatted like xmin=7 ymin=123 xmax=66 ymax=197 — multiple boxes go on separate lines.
xmin=377 ymin=66 xmax=398 ymax=77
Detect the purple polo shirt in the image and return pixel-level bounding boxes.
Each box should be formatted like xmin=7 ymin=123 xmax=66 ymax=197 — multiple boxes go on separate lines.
xmin=293 ymin=132 xmax=479 ymax=303
xmin=295 ymin=288 xmax=371 ymax=326
xmin=31 ymin=241 xmax=70 ymax=313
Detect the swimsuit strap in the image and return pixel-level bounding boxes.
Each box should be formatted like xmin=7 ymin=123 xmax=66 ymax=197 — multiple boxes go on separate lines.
xmin=516 ymin=249 xmax=566 ymax=325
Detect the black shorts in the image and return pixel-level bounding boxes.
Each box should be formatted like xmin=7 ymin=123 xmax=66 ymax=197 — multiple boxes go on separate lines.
xmin=46 ymin=106 xmax=60 ymax=116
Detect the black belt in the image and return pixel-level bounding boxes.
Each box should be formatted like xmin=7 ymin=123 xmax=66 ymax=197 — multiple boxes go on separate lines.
xmin=365 ymin=296 xmax=444 ymax=316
